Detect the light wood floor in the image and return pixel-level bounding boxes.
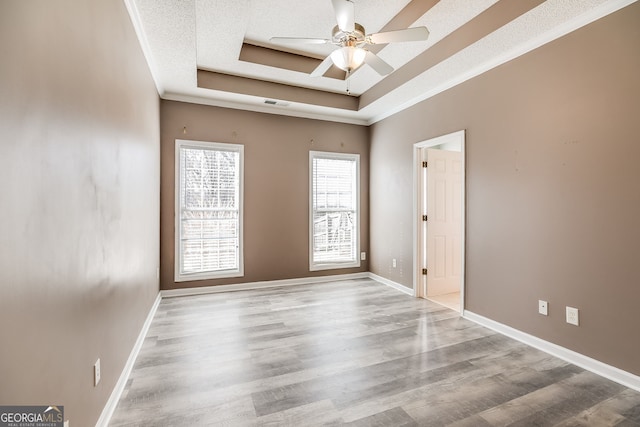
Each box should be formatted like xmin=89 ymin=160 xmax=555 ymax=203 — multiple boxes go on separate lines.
xmin=109 ymin=279 xmax=640 ymax=426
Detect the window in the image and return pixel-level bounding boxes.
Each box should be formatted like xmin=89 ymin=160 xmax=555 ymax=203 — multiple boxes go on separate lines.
xmin=310 ymin=151 xmax=360 ymax=270
xmin=175 ymin=140 xmax=243 ymax=281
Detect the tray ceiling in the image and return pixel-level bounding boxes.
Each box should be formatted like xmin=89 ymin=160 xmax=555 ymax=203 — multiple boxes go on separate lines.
xmin=126 ymin=0 xmax=635 ymax=124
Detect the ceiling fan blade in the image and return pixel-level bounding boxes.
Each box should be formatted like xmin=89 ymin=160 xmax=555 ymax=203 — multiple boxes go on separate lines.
xmin=331 ymin=0 xmax=355 ymax=33
xmin=310 ymin=55 xmax=335 ymax=77
xmin=368 ymin=26 xmax=430 ymax=44
xmin=270 ymin=37 xmax=330 ymax=45
xmin=364 ymin=51 xmax=394 ymax=76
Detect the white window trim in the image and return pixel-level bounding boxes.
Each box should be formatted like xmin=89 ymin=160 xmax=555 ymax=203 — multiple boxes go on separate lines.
xmin=309 ymin=151 xmax=361 ymax=271
xmin=175 ymin=139 xmax=244 ymax=282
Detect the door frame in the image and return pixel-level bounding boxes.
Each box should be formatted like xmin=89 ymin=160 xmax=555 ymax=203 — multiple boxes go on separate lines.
xmin=412 ymin=130 xmax=466 ymax=314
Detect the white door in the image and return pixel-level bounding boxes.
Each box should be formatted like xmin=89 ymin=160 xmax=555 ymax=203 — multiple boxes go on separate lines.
xmin=425 ymin=148 xmax=462 ymax=296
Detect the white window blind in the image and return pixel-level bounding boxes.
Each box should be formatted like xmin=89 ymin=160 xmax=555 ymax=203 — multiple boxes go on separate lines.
xmin=175 ymin=140 xmax=243 ymax=281
xmin=310 ymin=151 xmax=360 ymax=270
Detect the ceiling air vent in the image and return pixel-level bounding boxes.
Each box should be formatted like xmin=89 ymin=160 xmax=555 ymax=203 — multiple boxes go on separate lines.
xmin=264 ymin=99 xmax=290 ymax=107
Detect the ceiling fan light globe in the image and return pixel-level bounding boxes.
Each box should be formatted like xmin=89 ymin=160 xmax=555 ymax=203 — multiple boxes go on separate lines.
xmin=330 ymin=46 xmax=366 ymax=72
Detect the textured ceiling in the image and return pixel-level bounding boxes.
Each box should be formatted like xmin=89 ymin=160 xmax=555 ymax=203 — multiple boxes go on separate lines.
xmin=126 ymin=0 xmax=636 ymax=125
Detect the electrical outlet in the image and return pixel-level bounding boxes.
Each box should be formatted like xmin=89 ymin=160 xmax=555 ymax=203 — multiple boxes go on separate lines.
xmin=360 ymin=252 xmax=366 ymax=261
xmin=566 ymin=306 xmax=579 ymax=326
xmin=392 ymin=258 xmax=397 ymax=268
xmin=94 ymin=359 xmax=101 ymax=386
xmin=538 ymin=300 xmax=548 ymax=316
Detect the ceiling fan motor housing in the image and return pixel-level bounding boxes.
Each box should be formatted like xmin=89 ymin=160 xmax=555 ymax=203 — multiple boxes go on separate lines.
xmin=332 ymin=23 xmax=366 ymax=47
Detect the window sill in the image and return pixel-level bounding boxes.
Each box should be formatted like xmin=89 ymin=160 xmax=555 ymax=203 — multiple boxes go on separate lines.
xmin=309 ymin=261 xmax=361 ymax=272
xmin=175 ymin=269 xmax=244 ymax=282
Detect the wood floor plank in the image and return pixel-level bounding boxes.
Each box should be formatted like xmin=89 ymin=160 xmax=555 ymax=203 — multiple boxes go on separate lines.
xmin=108 ymin=279 xmax=640 ymax=426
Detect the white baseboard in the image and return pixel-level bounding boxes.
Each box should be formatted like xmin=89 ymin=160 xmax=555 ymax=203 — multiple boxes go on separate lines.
xmin=161 ymin=271 xmax=415 ymax=299
xmin=368 ymin=272 xmax=415 ymax=296
xmin=464 ymin=310 xmax=640 ymax=393
xmin=95 ymin=293 xmax=162 ymax=427
xmin=160 ymin=272 xmax=370 ymax=298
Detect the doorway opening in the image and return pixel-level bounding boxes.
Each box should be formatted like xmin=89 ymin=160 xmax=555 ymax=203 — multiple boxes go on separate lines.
xmin=413 ymin=131 xmax=465 ymax=313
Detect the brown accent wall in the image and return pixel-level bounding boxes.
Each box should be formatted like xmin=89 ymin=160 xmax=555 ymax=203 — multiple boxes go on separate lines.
xmin=160 ymin=101 xmax=369 ymax=290
xmin=370 ymin=3 xmax=640 ymax=375
xmin=0 ymin=1 xmax=160 ymax=426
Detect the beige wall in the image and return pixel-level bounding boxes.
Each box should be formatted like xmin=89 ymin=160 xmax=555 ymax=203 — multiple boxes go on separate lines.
xmin=1 ymin=2 xmax=637 ymax=425
xmin=160 ymin=101 xmax=369 ymax=290
xmin=370 ymin=3 xmax=640 ymax=376
xmin=0 ymin=1 xmax=160 ymax=426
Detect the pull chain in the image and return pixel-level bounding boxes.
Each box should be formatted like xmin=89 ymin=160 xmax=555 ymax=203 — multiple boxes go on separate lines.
xmin=346 ymin=70 xmax=351 ymax=94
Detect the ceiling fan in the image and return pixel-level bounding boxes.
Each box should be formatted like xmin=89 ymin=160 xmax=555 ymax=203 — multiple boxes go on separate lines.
xmin=269 ymin=0 xmax=429 ymax=78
